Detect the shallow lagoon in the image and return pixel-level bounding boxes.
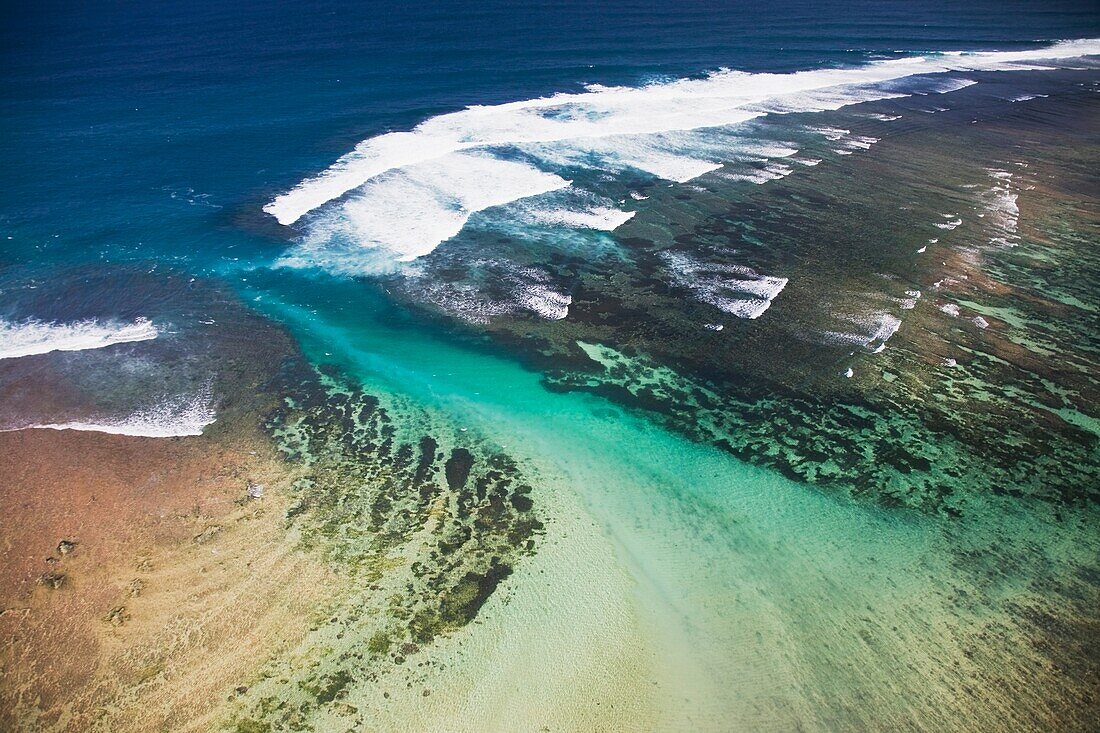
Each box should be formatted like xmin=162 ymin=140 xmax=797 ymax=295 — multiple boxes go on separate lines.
xmin=2 ymin=4 xmax=1098 ymax=729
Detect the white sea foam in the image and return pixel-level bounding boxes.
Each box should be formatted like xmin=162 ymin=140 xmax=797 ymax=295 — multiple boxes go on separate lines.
xmin=414 ymin=264 xmax=571 ymax=323
xmin=267 ymin=39 xmax=1100 ymax=270
xmin=511 ymin=279 xmax=572 ymax=320
xmin=1009 ymin=93 xmax=1048 ymax=102
xmin=525 ymin=203 xmax=636 ymax=230
xmin=807 ymin=126 xmax=851 ymax=141
xmin=718 ymin=161 xmax=795 ymax=184
xmin=869 ymin=313 xmax=903 ymax=343
xmin=822 ymin=312 xmax=903 ymax=350
xmin=918 ymin=78 xmax=978 ymax=94
xmin=0 ymin=317 xmax=159 ymax=360
xmin=416 ymin=281 xmax=513 ymax=325
xmin=935 ymin=218 xmax=963 ymax=230
xmin=661 ymin=251 xmax=787 ymax=319
xmin=283 ymin=153 xmax=569 ymax=268
xmin=8 ymin=383 xmax=216 ymax=438
xmin=843 ymin=135 xmax=880 ymax=150
xmin=523 ymin=132 xmax=726 ymax=182
xmin=982 ymin=168 xmax=1020 ymax=240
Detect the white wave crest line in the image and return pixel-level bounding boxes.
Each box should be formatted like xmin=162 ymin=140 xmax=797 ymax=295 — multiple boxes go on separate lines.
xmin=822 ymin=312 xmax=903 ymax=350
xmin=717 ymin=159 xmax=796 ymax=185
xmin=506 ymin=266 xmax=573 ymax=320
xmin=414 ymin=264 xmax=571 ymax=324
xmin=417 ymin=281 xmax=512 ymax=325
xmin=523 ymin=203 xmax=636 ymax=231
xmin=660 ymin=250 xmax=788 ymax=319
xmin=278 ymin=153 xmax=571 ymax=269
xmin=983 ymin=168 xmax=1020 ymax=237
xmin=0 ymin=317 xmax=159 ymax=360
xmin=266 ymin=39 xmax=1100 ymax=226
xmin=4 ymin=383 xmax=217 ymax=438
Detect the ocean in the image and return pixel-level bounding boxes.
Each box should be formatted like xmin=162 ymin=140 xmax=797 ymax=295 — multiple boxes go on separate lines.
xmin=2 ymin=2 xmax=1099 ymax=730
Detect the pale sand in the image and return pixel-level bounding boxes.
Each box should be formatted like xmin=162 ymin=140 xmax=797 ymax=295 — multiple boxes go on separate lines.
xmin=0 ymin=403 xmax=667 ymax=733
xmin=325 ymin=467 xmax=663 ymax=733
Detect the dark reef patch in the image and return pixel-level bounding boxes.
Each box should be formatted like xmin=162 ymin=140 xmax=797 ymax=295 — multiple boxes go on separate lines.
xmin=229 ymin=358 xmax=544 ymax=729
xmin=383 ymin=75 xmax=1100 ymax=518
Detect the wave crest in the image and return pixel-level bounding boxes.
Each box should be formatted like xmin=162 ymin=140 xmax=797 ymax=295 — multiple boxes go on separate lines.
xmin=0 ymin=317 xmax=159 ymax=360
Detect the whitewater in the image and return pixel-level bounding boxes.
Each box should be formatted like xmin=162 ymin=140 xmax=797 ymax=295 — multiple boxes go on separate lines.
xmin=266 ymin=39 xmax=1100 ymax=272
xmin=0 ymin=317 xmax=159 ymax=360
xmin=0 ymin=383 xmax=217 ymax=438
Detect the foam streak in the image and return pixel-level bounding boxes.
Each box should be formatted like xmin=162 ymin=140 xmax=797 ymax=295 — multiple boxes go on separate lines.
xmin=0 ymin=318 xmax=159 ymax=360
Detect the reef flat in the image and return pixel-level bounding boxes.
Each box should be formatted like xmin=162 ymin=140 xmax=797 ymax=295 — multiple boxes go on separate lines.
xmin=227 ymin=361 xmax=543 ymax=732
xmin=390 ymin=70 xmax=1100 ymax=518
xmin=0 ymin=275 xmax=544 ymax=732
xmin=3 ymin=9 xmax=1100 ymax=729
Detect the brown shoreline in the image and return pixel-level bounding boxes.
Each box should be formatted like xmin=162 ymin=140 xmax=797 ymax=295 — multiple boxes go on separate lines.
xmin=0 ymin=419 xmax=335 ymax=732
xmin=0 ymin=278 xmax=547 ymax=731
xmin=0 ymin=275 xmax=341 ymax=730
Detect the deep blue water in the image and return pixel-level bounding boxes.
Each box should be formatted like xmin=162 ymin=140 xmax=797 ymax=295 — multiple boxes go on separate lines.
xmin=3 ymin=0 xmax=1099 ymax=274
xmin=3 ymin=5 xmax=1100 ymax=728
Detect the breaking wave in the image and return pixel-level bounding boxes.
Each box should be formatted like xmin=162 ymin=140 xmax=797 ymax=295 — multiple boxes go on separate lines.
xmin=661 ymin=250 xmax=788 ymax=320
xmin=4 ymin=383 xmax=216 ymax=438
xmin=267 ymin=39 xmax=1099 ymax=273
xmin=0 ymin=317 xmax=159 ymax=360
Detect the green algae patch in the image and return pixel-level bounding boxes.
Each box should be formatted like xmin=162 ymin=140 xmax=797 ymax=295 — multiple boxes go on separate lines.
xmin=366 ymin=631 xmax=391 ymax=656
xmin=412 ymin=561 xmax=514 ymax=642
xmin=233 ymin=720 xmax=272 ymax=733
xmin=302 ymin=669 xmax=352 ymax=704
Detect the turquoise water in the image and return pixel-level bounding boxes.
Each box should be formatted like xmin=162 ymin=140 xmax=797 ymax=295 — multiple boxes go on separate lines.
xmin=3 ymin=2 xmax=1099 ymax=729
xmin=242 ymin=268 xmax=1097 ymax=729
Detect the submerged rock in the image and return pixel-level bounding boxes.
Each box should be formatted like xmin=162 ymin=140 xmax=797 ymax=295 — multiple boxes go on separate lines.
xmin=444 ymin=448 xmax=475 ymax=491
xmin=231 ymin=361 xmax=544 ymax=724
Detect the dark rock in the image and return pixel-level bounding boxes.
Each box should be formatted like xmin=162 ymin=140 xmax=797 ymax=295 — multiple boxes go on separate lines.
xmin=38 ymin=572 xmax=65 ymax=590
xmin=444 ymin=448 xmax=475 ymax=491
